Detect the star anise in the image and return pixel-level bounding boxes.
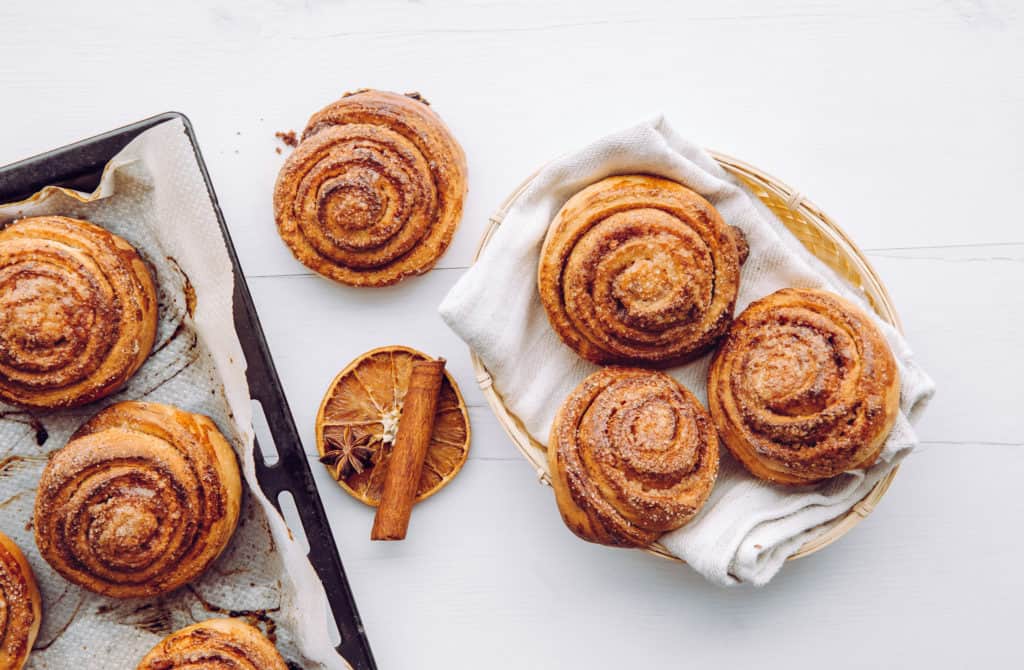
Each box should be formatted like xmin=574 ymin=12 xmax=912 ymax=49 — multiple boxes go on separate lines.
xmin=320 ymin=427 xmax=376 ymax=479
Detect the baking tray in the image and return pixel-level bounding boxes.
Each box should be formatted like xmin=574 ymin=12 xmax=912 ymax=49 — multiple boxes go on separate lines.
xmin=0 ymin=112 xmax=377 ymax=670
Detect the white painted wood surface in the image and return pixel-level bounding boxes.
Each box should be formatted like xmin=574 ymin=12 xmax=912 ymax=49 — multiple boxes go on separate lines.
xmin=2 ymin=1 xmax=1022 ymax=667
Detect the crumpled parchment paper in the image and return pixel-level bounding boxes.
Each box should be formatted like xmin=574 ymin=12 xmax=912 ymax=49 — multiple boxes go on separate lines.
xmin=0 ymin=118 xmax=349 ymax=669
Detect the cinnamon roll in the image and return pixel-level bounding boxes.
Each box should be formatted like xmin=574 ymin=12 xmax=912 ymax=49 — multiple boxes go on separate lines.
xmin=707 ymin=288 xmax=900 ymax=485
xmin=538 ymin=175 xmax=745 ymax=367
xmin=0 ymin=216 xmax=158 ymax=409
xmin=0 ymin=531 xmax=42 ymax=670
xmin=274 ymin=89 xmax=468 ymax=287
xmin=548 ymin=368 xmax=718 ymax=547
xmin=137 ymin=618 xmax=288 ymax=670
xmin=34 ymin=401 xmax=242 ymax=598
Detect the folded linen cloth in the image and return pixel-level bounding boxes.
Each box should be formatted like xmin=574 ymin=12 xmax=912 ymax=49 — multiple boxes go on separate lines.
xmin=439 ymin=116 xmax=935 ymax=586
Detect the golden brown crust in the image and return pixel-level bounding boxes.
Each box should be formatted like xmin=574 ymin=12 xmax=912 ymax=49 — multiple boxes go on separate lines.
xmin=548 ymin=368 xmax=718 ymax=547
xmin=707 ymin=288 xmax=900 ymax=485
xmin=0 ymin=216 xmax=158 ymax=409
xmin=274 ymin=89 xmax=468 ymax=287
xmin=0 ymin=531 xmax=42 ymax=670
xmin=538 ymin=175 xmax=744 ymax=367
xmin=136 ymin=618 xmax=288 ymax=670
xmin=33 ymin=401 xmax=242 ymax=598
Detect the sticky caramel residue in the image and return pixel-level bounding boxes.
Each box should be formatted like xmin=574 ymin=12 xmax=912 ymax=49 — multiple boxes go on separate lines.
xmin=186 ymin=586 xmax=281 ymax=643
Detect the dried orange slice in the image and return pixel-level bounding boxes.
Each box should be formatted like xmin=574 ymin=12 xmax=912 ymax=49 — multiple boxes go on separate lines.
xmin=315 ymin=345 xmax=470 ymax=506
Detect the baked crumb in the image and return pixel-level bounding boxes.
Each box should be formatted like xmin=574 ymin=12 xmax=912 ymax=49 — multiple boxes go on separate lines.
xmin=274 ymin=130 xmax=298 ymax=148
xmin=404 ymin=91 xmax=430 ymax=105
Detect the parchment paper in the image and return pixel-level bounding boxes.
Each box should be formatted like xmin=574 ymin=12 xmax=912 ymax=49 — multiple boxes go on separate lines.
xmin=0 ymin=118 xmax=349 ymax=669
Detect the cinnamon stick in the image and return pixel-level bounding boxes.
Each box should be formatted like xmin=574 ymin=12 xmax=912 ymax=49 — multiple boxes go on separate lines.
xmin=371 ymin=358 xmax=446 ymax=540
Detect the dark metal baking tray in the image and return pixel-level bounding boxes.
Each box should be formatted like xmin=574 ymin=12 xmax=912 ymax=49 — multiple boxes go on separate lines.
xmin=0 ymin=112 xmax=377 ymax=670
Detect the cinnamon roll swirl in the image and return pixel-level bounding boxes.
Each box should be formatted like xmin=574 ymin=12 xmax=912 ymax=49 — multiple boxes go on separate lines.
xmin=34 ymin=401 xmax=242 ymax=598
xmin=137 ymin=618 xmax=288 ymax=670
xmin=0 ymin=531 xmax=41 ymax=670
xmin=274 ymin=89 xmax=468 ymax=287
xmin=0 ymin=216 xmax=158 ymax=409
xmin=707 ymin=288 xmax=900 ymax=485
xmin=548 ymin=368 xmax=718 ymax=547
xmin=538 ymin=175 xmax=745 ymax=367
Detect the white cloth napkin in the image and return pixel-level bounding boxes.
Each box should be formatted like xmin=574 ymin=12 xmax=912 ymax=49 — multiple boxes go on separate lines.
xmin=439 ymin=116 xmax=935 ymax=586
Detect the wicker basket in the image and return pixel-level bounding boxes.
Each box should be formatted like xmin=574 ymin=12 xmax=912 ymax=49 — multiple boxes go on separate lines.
xmin=469 ymin=151 xmax=903 ymax=562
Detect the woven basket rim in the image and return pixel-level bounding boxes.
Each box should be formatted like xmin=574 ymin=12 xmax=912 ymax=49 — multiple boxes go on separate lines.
xmin=468 ymin=150 xmax=902 ymax=563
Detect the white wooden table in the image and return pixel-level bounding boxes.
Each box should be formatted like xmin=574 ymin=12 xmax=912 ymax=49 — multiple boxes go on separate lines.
xmin=2 ymin=1 xmax=1021 ymax=667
